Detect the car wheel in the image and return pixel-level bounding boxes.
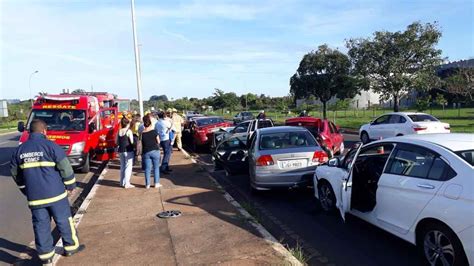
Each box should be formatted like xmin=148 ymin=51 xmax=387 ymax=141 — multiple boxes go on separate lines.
xmin=361 ymin=131 xmax=370 ymax=144
xmin=318 ymin=182 xmax=336 ymax=212
xmin=80 ymin=153 xmax=90 ymax=173
xmin=418 ymin=223 xmax=468 ymax=266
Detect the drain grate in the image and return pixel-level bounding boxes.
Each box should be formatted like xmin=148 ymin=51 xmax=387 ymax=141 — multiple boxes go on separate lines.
xmin=157 ymin=210 xmax=182 ymax=218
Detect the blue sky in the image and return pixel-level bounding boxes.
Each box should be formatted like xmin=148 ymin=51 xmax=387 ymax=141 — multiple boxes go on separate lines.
xmin=1 ymin=0 xmax=473 ymax=101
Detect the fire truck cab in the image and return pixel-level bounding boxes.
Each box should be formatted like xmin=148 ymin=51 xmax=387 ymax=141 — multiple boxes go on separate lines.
xmin=18 ymin=94 xmax=120 ymax=173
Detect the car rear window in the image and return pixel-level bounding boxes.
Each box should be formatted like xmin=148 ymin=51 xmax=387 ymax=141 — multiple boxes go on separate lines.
xmin=196 ymin=117 xmax=224 ymax=126
xmin=259 ymin=131 xmax=317 ymax=150
xmin=456 ymin=150 xmax=474 ymax=166
xmin=257 ymin=120 xmax=273 ymax=129
xmin=408 ymin=114 xmax=438 ymax=122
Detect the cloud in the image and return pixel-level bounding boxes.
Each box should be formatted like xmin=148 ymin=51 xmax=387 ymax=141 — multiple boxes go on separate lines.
xmin=136 ymin=1 xmax=272 ymax=21
xmin=162 ymin=29 xmax=192 ymax=43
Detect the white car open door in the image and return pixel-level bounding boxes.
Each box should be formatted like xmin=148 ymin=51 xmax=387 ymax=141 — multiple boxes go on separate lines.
xmin=337 ymin=144 xmax=363 ymax=221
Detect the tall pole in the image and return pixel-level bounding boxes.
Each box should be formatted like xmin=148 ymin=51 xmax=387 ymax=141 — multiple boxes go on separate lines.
xmin=29 ymin=70 xmax=39 ymax=105
xmin=131 ymin=0 xmax=144 ymax=117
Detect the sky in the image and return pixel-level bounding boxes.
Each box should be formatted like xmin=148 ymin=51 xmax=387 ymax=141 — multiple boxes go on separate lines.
xmin=1 ymin=0 xmax=473 ymax=101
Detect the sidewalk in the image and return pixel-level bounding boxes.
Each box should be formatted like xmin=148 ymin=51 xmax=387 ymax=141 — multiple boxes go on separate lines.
xmin=58 ymin=150 xmax=294 ymax=265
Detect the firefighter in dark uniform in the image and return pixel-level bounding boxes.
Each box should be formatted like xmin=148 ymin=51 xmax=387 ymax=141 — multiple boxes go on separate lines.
xmin=10 ymin=119 xmax=85 ymax=264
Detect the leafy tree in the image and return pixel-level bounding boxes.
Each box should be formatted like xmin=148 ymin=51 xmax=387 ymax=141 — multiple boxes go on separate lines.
xmin=71 ymin=89 xmax=86 ymax=94
xmin=346 ymin=22 xmax=443 ymax=112
xmin=434 ymin=93 xmax=447 ymax=111
xmin=149 ymin=95 xmax=168 ymax=102
xmin=290 ymin=44 xmax=362 ymax=119
xmin=415 ymin=95 xmax=431 ymax=112
xmin=442 ymin=68 xmax=474 ymax=102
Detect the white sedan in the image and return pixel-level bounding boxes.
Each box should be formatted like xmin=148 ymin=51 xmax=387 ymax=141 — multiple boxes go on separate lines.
xmin=313 ymin=134 xmax=474 ymax=266
xmin=359 ymin=112 xmax=450 ymax=144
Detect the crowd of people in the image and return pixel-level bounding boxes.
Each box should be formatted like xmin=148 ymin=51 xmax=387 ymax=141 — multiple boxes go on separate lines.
xmin=116 ymin=108 xmax=184 ymax=189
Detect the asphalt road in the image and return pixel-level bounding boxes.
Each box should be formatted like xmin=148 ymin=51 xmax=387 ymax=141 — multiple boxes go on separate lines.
xmin=0 ymin=132 xmax=99 ymax=265
xmin=190 ymin=133 xmax=422 ymax=266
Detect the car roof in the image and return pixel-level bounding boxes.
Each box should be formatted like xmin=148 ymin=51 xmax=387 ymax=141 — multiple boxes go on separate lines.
xmin=258 ymin=126 xmax=308 ymax=133
xmin=285 ymin=116 xmax=322 ymax=123
xmin=374 ymin=133 xmax=474 ymax=152
xmin=194 ymin=116 xmax=222 ymax=120
xmin=379 ymin=112 xmax=431 ymax=116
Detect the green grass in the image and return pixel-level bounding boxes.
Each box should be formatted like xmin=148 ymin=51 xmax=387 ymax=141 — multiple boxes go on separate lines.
xmin=287 ymin=241 xmax=308 ymax=264
xmin=240 ymin=201 xmax=262 ymax=224
xmin=216 ymin=108 xmax=474 ymax=133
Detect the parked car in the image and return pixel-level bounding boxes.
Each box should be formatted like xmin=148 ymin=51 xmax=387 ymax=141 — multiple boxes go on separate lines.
xmin=212 ymin=119 xmax=274 ymax=150
xmin=248 ymin=126 xmax=328 ymax=192
xmin=313 ymin=133 xmax=474 ymax=266
xmin=233 ymin=111 xmax=254 ymax=124
xmin=285 ymin=117 xmax=344 ymax=157
xmin=190 ymin=116 xmax=233 ymax=149
xmin=212 ymin=135 xmax=248 ymax=176
xmin=184 ymin=113 xmax=204 ymax=129
xmin=359 ymin=112 xmax=450 ymax=144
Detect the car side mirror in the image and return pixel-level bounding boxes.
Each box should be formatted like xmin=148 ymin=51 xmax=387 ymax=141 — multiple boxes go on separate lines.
xmin=89 ymin=122 xmax=96 ymax=133
xmin=18 ymin=121 xmax=25 ymax=132
xmin=328 ymin=158 xmax=340 ymax=167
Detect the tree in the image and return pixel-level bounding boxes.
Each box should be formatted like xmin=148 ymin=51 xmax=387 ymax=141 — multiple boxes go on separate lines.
xmin=290 ymin=44 xmax=362 ymax=119
xmin=149 ymin=95 xmax=168 ymax=102
xmin=347 ymin=22 xmax=443 ymax=112
xmin=442 ymin=68 xmax=474 ymax=102
xmin=434 ymin=93 xmax=447 ymax=112
xmin=71 ymin=89 xmax=86 ymax=94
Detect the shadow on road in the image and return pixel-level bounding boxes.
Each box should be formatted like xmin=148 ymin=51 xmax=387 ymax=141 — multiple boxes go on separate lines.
xmin=0 ymin=238 xmax=36 ymax=265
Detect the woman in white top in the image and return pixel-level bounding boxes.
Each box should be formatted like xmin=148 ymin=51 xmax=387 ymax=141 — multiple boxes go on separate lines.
xmin=116 ymin=117 xmax=135 ymax=188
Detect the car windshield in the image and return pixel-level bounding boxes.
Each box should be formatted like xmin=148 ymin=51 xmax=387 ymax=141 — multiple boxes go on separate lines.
xmin=28 ymin=109 xmax=86 ymax=131
xmin=455 ymin=150 xmax=474 ymax=166
xmin=196 ymin=117 xmax=224 ymax=126
xmin=259 ymin=131 xmax=317 ymax=150
xmin=408 ymin=114 xmax=438 ymax=122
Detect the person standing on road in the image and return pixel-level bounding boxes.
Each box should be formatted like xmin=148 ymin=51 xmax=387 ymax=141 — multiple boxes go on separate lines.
xmin=171 ymin=108 xmax=184 ymax=151
xmin=141 ymin=114 xmax=162 ymax=189
xmin=117 ymin=117 xmax=135 ymax=188
xmin=10 ymin=119 xmax=85 ymax=265
xmin=155 ymin=111 xmax=173 ymax=174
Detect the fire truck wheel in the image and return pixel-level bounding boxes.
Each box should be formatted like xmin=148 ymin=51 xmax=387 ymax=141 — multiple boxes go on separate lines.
xmin=80 ymin=154 xmax=90 ymax=173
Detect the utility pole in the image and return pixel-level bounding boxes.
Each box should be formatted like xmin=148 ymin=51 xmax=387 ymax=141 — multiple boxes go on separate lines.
xmin=29 ymin=70 xmax=39 ymax=106
xmin=130 ymin=0 xmax=144 ymax=117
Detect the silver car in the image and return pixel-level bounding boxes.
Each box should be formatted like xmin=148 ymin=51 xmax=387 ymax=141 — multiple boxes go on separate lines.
xmin=248 ymin=126 xmax=328 ymax=192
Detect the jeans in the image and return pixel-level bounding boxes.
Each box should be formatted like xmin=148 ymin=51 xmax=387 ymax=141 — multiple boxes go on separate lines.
xmin=143 ymin=150 xmax=161 ymax=186
xmin=119 ymin=151 xmax=134 ymax=186
xmin=160 ymin=140 xmax=172 ymax=171
xmin=31 ymin=198 xmax=79 ymax=260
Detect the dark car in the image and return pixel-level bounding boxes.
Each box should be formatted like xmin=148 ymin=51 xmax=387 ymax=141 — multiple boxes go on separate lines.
xmin=212 ymin=135 xmax=248 ymax=176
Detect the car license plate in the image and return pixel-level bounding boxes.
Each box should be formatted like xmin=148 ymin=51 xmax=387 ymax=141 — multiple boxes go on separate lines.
xmin=279 ymin=160 xmax=306 ymax=169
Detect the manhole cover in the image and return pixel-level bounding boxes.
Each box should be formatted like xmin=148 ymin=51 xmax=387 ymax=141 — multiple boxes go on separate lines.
xmin=157 ymin=210 xmax=182 ymax=219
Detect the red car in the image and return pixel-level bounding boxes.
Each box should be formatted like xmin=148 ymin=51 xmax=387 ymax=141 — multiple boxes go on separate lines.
xmin=190 ymin=116 xmax=233 ymax=149
xmin=285 ymin=117 xmax=344 ymax=156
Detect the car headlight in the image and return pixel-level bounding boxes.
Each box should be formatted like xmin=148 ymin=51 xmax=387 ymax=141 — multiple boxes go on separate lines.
xmin=70 ymin=141 xmax=86 ymax=155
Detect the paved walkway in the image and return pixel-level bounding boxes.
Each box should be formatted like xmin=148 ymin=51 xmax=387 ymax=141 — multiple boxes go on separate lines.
xmin=58 ymin=150 xmax=293 ymax=265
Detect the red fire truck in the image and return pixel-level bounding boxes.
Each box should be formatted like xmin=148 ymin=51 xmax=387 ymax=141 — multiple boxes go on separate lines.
xmin=18 ymin=93 xmax=123 ymax=173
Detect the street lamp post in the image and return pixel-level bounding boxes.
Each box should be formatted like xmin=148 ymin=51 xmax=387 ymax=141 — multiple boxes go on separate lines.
xmin=29 ymin=70 xmax=39 ymax=105
xmin=130 ymin=0 xmax=144 ymax=117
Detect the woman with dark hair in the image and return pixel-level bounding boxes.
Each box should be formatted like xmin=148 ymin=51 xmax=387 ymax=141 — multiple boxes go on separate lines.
xmin=141 ymin=114 xmax=162 ymax=188
xmin=117 ymin=117 xmax=135 ymax=188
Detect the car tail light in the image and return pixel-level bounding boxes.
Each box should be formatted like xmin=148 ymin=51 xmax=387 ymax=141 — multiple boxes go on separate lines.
xmin=413 ymin=126 xmax=427 ymax=131
xmin=256 ymin=155 xmax=274 ymax=166
xmin=312 ymin=151 xmax=328 ymax=164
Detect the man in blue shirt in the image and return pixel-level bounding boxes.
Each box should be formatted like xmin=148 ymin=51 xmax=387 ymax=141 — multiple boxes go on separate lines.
xmin=155 ymin=111 xmax=173 ymax=174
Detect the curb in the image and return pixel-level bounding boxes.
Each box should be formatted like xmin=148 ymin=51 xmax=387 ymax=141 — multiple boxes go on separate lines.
xmin=180 ymin=149 xmax=303 ymax=266
xmin=51 ymin=165 xmax=109 ymax=265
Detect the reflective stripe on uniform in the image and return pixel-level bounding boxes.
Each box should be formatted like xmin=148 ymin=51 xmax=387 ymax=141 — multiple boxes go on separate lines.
xmin=64 ymin=217 xmax=79 ymax=251
xmin=38 ymin=250 xmax=55 ymax=260
xmin=18 ymin=185 xmax=26 ymax=189
xmin=63 ymin=178 xmax=76 ymax=185
xmin=20 ymin=161 xmax=56 ymax=169
xmin=28 ymin=191 xmax=67 ymax=206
